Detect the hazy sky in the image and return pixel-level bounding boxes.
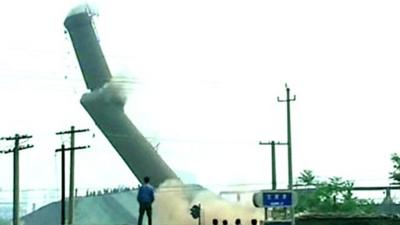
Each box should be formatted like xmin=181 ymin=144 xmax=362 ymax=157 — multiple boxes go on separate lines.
xmin=1 ymin=0 xmax=400 ymax=204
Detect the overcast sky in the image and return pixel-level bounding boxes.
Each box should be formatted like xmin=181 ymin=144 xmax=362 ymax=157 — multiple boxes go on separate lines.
xmin=1 ymin=0 xmax=400 ymax=205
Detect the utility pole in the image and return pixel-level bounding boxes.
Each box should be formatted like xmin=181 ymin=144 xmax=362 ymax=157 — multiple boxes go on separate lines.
xmin=259 ymin=141 xmax=287 ymax=190
xmin=1 ymin=134 xmax=33 ymax=225
xmin=259 ymin=140 xmax=287 ymax=223
xmin=277 ymin=83 xmax=296 ymax=224
xmin=277 ymin=84 xmax=296 ymax=190
xmin=56 ymin=126 xmax=90 ymax=225
xmin=55 ymin=144 xmax=66 ymax=225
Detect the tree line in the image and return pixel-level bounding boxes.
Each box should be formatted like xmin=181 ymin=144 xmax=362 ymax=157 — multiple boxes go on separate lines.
xmin=294 ymin=153 xmax=400 ymax=214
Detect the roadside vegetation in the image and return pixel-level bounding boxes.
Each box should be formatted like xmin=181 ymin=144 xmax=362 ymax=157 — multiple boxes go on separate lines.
xmin=389 ymin=153 xmax=400 ymax=184
xmin=295 ymin=169 xmax=376 ymax=214
xmin=294 ymin=153 xmax=400 ymax=214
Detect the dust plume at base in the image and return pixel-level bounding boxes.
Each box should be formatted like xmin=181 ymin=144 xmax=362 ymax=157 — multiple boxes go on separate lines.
xmin=153 ymin=179 xmax=263 ymax=225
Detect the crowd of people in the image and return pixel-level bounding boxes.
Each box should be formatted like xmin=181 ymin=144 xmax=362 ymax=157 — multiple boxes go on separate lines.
xmin=85 ymin=186 xmax=137 ymax=197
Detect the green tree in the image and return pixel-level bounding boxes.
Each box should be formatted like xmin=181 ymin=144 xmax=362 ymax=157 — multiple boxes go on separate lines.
xmin=295 ymin=170 xmax=375 ymax=214
xmin=389 ymin=153 xmax=400 ymax=184
xmin=297 ymin=169 xmax=316 ymax=186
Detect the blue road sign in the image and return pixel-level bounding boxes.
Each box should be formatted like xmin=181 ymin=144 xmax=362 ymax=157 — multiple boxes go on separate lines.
xmin=263 ymin=191 xmax=293 ymax=208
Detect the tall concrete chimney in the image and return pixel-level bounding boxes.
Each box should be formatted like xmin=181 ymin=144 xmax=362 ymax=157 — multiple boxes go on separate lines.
xmin=64 ymin=5 xmax=179 ymax=187
xmin=64 ymin=6 xmax=111 ymax=90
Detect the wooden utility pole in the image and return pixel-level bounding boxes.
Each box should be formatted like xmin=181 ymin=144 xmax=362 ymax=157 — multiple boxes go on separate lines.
xmin=1 ymin=134 xmax=33 ymax=225
xmin=56 ymin=126 xmax=89 ymax=225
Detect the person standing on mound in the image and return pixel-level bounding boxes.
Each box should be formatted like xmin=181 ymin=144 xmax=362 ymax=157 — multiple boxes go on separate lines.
xmin=137 ymin=176 xmax=154 ymax=225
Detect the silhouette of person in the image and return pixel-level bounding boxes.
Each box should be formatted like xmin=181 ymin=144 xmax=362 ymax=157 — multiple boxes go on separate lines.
xmin=235 ymin=218 xmax=241 ymax=225
xmin=251 ymin=219 xmax=258 ymax=225
xmin=212 ymin=219 xmax=219 ymax=225
xmin=137 ymin=176 xmax=155 ymax=225
xmin=223 ymin=219 xmax=228 ymax=225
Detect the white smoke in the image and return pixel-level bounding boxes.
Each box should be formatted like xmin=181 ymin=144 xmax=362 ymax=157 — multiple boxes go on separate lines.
xmin=101 ymin=76 xmax=128 ymax=105
xmin=153 ymin=179 xmax=263 ymax=225
xmin=85 ymin=73 xmax=135 ymax=106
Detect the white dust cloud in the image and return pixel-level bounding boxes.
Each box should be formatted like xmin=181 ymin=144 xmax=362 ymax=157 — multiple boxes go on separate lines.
xmin=84 ymin=73 xmax=135 ymax=106
xmin=153 ymin=179 xmax=263 ymax=225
